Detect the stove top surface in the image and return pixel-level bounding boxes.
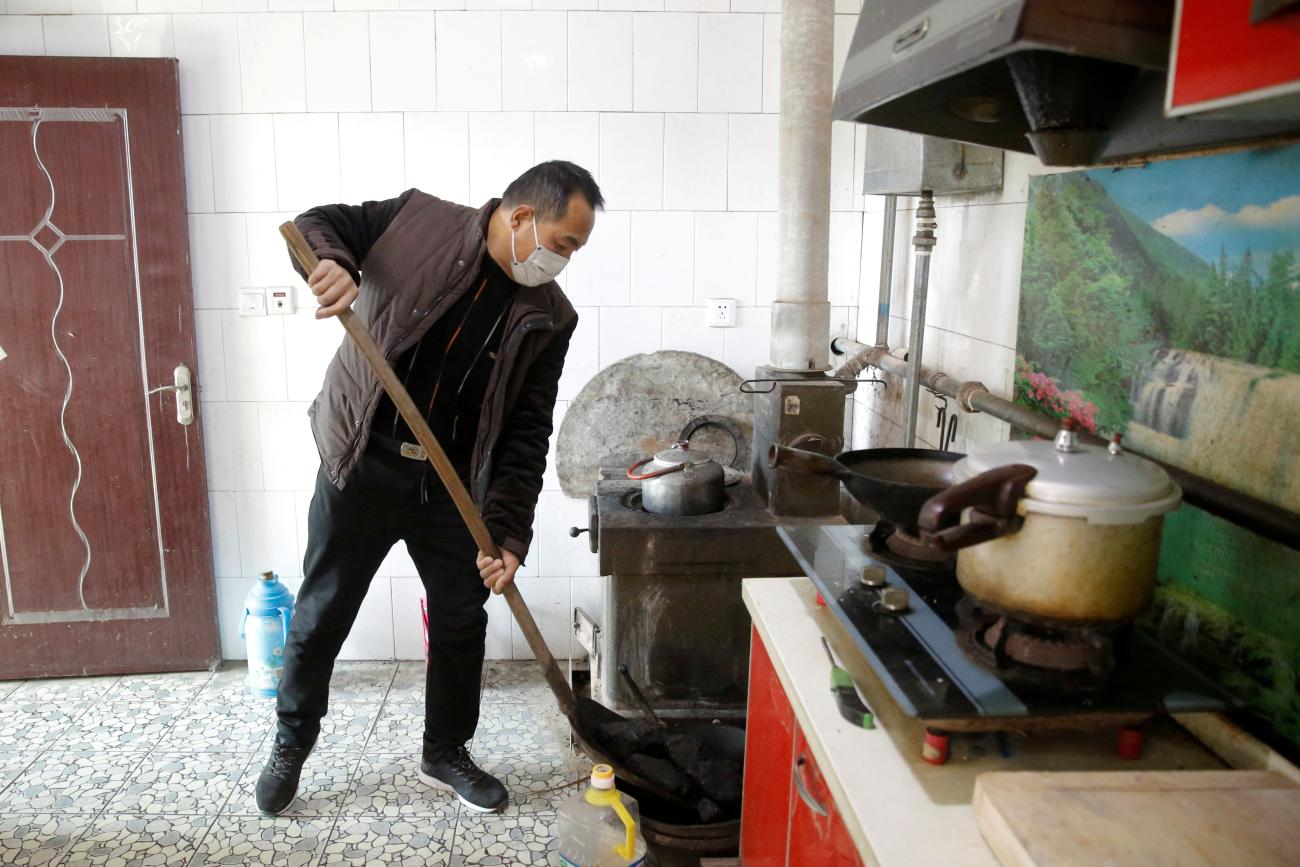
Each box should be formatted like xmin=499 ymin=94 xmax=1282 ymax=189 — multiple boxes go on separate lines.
xmin=779 ymin=524 xmax=1235 ymax=722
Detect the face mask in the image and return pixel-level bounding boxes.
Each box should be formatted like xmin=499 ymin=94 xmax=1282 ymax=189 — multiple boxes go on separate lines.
xmin=509 ymin=216 xmax=569 ymax=287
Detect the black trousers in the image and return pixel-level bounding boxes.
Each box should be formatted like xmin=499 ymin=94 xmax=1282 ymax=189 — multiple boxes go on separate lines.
xmin=276 ymin=446 xmax=489 ymax=757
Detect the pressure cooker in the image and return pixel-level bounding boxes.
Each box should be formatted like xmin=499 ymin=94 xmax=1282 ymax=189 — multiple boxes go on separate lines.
xmin=918 ymin=421 xmax=1182 ymax=624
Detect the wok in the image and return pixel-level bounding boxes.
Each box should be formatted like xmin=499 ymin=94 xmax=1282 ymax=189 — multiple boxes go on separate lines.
xmin=769 ymin=444 xmax=963 ymax=530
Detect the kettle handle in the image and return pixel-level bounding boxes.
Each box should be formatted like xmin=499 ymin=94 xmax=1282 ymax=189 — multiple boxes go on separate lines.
xmin=626 ymin=457 xmax=686 ymax=481
xmin=918 ymin=464 xmax=1038 ymax=551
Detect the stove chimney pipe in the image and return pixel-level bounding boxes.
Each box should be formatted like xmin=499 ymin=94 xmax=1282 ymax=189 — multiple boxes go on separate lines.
xmin=769 ymin=0 xmax=833 ymax=372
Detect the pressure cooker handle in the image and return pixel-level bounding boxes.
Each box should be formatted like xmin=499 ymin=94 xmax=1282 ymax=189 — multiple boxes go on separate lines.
xmin=767 ymin=444 xmax=848 ymax=478
xmin=917 ymin=464 xmax=1038 ymax=551
xmin=626 ymin=456 xmax=686 ymax=481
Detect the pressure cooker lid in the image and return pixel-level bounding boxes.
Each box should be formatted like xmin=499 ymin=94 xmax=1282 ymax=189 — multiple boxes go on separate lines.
xmin=653 ymin=441 xmax=715 ymax=467
xmin=954 ymin=426 xmax=1180 ymax=522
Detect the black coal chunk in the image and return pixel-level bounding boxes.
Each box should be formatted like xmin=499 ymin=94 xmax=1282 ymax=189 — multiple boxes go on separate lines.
xmin=694 ymin=759 xmax=743 ymax=803
xmin=696 ymin=797 xmax=722 ymax=823
xmin=665 ymin=733 xmax=705 ymax=774
xmin=597 ymin=719 xmax=663 ymax=760
xmin=626 ymin=754 xmax=692 ymax=797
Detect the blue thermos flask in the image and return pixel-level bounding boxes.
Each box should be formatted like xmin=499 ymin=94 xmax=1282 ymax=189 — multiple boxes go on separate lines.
xmin=240 ymin=570 xmax=295 ymax=698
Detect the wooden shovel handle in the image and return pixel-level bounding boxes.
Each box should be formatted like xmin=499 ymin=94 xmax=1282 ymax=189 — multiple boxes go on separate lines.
xmin=279 ymin=221 xmax=577 ymax=720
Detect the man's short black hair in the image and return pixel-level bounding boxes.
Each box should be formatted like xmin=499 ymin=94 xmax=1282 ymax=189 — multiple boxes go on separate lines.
xmin=501 ymin=161 xmax=604 ymax=221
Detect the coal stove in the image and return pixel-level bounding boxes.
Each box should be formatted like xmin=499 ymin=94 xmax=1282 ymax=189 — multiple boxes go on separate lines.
xmin=573 ymin=469 xmax=835 ymax=718
xmin=778 ymin=524 xmax=1234 ymax=745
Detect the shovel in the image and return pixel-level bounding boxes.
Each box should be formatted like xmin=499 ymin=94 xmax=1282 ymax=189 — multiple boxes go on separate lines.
xmin=279 ymin=222 xmax=687 ymax=804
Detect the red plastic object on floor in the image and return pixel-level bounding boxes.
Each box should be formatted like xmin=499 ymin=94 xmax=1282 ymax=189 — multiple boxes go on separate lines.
xmin=1116 ymin=724 xmax=1144 ymax=761
xmin=922 ymin=728 xmax=950 ymax=765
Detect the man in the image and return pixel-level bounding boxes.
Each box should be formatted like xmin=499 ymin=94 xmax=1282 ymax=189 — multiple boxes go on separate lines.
xmin=255 ymin=161 xmax=601 ymax=816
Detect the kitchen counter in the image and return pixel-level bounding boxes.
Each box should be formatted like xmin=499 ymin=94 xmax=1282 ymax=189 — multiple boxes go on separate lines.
xmin=741 ymin=577 xmax=1229 ymax=866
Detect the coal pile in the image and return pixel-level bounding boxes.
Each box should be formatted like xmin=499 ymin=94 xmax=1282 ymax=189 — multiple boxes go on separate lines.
xmin=595 ymin=718 xmax=745 ymax=824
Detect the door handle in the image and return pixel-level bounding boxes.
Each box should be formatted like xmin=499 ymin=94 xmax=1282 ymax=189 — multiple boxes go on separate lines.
xmin=793 ymin=755 xmax=829 ymax=817
xmin=146 ymin=363 xmax=194 ymax=426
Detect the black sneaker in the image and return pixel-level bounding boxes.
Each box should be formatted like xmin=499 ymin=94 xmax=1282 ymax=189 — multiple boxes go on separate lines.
xmin=255 ymin=736 xmax=313 ymax=815
xmin=418 ymin=745 xmax=508 ymax=813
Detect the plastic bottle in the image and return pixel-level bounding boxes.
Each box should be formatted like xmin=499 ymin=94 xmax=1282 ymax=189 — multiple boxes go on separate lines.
xmin=555 ymin=764 xmax=648 ymax=867
xmin=240 ymin=571 xmax=295 ymax=698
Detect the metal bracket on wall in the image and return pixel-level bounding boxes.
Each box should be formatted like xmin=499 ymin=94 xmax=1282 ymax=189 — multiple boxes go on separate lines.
xmin=740 ymin=377 xmax=883 ymax=395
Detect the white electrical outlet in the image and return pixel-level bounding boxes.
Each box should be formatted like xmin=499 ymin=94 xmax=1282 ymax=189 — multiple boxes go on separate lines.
xmin=267 ymin=287 xmax=294 ymax=315
xmin=239 ymin=288 xmax=266 ymax=317
xmin=707 ymin=298 xmax=736 ymax=328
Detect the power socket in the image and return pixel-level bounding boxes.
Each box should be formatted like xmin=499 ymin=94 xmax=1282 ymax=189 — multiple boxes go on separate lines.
xmin=266 ymin=286 xmax=294 ymax=315
xmin=707 ymin=298 xmax=736 ymax=328
xmin=239 ymin=288 xmax=266 ymax=317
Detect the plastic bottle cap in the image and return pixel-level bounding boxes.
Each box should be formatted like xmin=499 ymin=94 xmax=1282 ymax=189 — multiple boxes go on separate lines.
xmin=590 ymin=764 xmax=615 ymax=790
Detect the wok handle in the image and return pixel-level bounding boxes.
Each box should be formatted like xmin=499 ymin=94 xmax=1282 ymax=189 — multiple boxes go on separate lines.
xmin=918 ymin=464 xmax=1037 ymax=551
xmin=767 ymin=444 xmax=847 ymax=477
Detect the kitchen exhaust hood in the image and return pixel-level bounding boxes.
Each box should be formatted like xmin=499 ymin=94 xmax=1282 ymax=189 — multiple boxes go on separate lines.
xmin=834 ymin=0 xmax=1300 ymax=166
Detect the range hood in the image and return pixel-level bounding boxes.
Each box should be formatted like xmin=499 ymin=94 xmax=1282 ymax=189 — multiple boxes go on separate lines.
xmin=834 ymin=0 xmax=1299 ymax=166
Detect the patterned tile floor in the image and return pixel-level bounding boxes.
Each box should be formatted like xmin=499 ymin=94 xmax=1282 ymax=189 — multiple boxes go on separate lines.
xmin=0 ymin=661 xmax=587 ymax=866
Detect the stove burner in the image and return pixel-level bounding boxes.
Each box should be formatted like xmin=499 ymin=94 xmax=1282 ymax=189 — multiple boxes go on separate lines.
xmin=956 ymin=595 xmax=1127 ymax=691
xmin=865 ymin=522 xmax=954 ymax=572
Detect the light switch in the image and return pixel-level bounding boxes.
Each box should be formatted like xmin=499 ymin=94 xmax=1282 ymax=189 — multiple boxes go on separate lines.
xmin=267 ymin=287 xmax=294 ymax=315
xmin=239 ymin=288 xmax=267 ymax=317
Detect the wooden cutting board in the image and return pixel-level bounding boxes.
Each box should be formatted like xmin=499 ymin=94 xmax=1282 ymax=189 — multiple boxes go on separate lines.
xmin=973 ymin=770 xmax=1300 ymax=867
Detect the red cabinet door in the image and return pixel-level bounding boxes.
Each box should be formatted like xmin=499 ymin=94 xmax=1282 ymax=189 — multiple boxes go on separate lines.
xmin=788 ymin=729 xmax=865 ymax=866
xmin=740 ymin=627 xmax=797 ymax=866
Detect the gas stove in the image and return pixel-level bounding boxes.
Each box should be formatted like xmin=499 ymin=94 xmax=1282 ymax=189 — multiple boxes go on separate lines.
xmin=778 ymin=524 xmax=1234 ymax=725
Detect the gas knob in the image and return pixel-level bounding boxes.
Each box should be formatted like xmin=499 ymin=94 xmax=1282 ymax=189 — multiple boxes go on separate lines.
xmin=568 ymin=527 xmax=589 ymax=538
xmin=880 ymin=587 xmax=910 ymax=613
xmin=859 ymin=565 xmax=887 ymax=588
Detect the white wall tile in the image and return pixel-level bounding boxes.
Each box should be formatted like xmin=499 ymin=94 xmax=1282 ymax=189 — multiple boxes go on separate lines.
xmin=663 ymin=113 xmax=726 ymax=211
xmin=211 ymin=114 xmax=278 ymax=212
xmin=201 ymin=402 xmax=264 ymax=491
xmin=378 ymin=540 xmax=419 ymax=578
xmin=534 ymin=0 xmax=595 ymax=8
xmin=761 ymin=12 xmax=778 ymax=113
xmin=599 ymin=306 xmax=661 ymax=369
xmin=533 ymin=112 xmax=599 ymax=174
xmin=270 ymin=0 xmax=333 ymax=8
xmin=693 ymin=210 xmax=756 ymax=305
xmin=754 ymin=210 xmax=777 ymax=306
xmin=468 ymin=112 xmax=534 ymax=203
xmin=404 ymin=112 xmax=470 ymax=202
xmin=339 ymin=112 xmax=406 ymax=201
xmin=204 ymin=0 xmax=269 ymax=10
xmin=236 ymin=490 xmax=300 ymax=578
xmin=69 ymin=0 xmax=138 ymax=11
xmin=630 ymin=210 xmax=693 ymax=307
xmin=568 ymin=12 xmax=632 ymax=111
xmin=501 ymin=11 xmax=567 ymax=111
xmin=237 ymin=13 xmax=306 ymax=113
xmin=601 ymin=0 xmax=661 ymax=9
xmin=139 ymin=0 xmax=203 ymax=10
xmin=660 ymin=306 xmax=723 ymax=359
xmin=598 ymin=113 xmax=663 ymax=210
xmin=370 ymin=11 xmax=438 ymax=111
xmin=484 ymin=591 xmax=512 ymax=659
xmin=436 ymin=12 xmax=501 ymax=110
xmin=698 ymin=13 xmax=762 ymax=113
xmin=181 ymin=115 xmax=215 ymax=213
xmin=828 ymin=210 xmax=862 ymax=307
xmin=722 ymin=303 xmax=770 ymax=377
xmin=540 ymin=399 xmax=568 ymax=492
xmin=835 ymin=0 xmax=862 ymax=12
xmin=730 ymin=0 xmax=776 ymax=11
xmin=924 ymin=202 xmax=1026 ymax=350
xmin=556 ymin=306 xmax=598 ymax=401
xmin=564 ymin=209 xmax=630 ymax=307
xmin=209 ymin=492 xmax=242 ymax=579
xmin=666 ymin=0 xmax=724 ymax=9
xmin=194 ymin=309 xmax=228 ymax=403
xmin=215 ymin=576 xmax=254 ymax=658
xmin=283 ymin=312 xmax=343 ymax=401
xmin=246 ymin=211 xmax=305 ymax=290
xmin=727 ymin=113 xmax=777 ymax=211
xmin=391 ymin=576 xmax=426 ymax=659
xmin=0 ymin=17 xmax=44 ymax=55
xmin=10 ymin=0 xmax=67 ymax=9
xmin=108 ymin=14 xmax=174 ymax=56
xmin=42 ymin=15 xmax=110 ymax=56
xmin=633 ymin=12 xmax=697 ymax=112
xmin=188 ymin=212 xmax=249 ymax=309
xmin=510 ymin=576 xmax=571 ymax=659
xmin=338 ymin=579 xmax=396 ymax=659
xmin=174 ymin=13 xmax=242 ymax=114
xmin=305 ymin=12 xmax=372 ymax=111
xmin=829 ymin=121 xmax=857 ymax=212
xmin=274 ymin=114 xmax=341 ymax=211
xmin=222 ymin=310 xmax=288 ymax=401
xmin=338 ymin=0 xmax=399 ymax=7
xmin=259 ymin=402 xmax=319 ymax=491
xmin=536 ymin=492 xmax=599 ymax=577
xmin=833 ymin=11 xmax=853 ymax=93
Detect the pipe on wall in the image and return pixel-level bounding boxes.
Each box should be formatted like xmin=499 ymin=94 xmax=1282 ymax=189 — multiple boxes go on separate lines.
xmin=902 ymin=192 xmax=935 ymax=446
xmin=831 ymin=337 xmax=1300 ymax=551
xmin=769 ymin=0 xmax=834 ymax=373
xmin=875 ymin=194 xmax=897 ymax=347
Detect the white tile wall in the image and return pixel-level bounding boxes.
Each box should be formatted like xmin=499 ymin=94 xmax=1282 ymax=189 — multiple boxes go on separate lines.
xmin=9 ymin=4 xmax=1034 ymax=662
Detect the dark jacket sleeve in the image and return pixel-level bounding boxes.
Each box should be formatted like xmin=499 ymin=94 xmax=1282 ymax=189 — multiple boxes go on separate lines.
xmin=289 ymin=189 xmax=414 ymax=284
xmin=480 ymin=316 xmax=577 ymax=563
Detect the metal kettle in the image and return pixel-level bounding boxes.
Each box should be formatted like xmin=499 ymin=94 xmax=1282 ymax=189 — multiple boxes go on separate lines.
xmin=626 ymin=441 xmax=725 ymax=516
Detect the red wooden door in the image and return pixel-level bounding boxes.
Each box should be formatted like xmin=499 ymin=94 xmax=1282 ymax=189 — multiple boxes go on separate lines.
xmin=740 ymin=627 xmax=798 ymax=866
xmin=0 ymin=57 xmax=218 ymax=678
xmin=788 ymin=728 xmax=865 ymax=867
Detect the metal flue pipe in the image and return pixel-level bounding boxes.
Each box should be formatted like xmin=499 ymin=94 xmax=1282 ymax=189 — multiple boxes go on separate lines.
xmin=831 ymin=337 xmax=1300 ymax=551
xmin=769 ymin=0 xmax=834 ymax=372
xmin=902 ymin=192 xmax=936 ymax=445
xmin=875 ymin=194 xmax=897 ymax=346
